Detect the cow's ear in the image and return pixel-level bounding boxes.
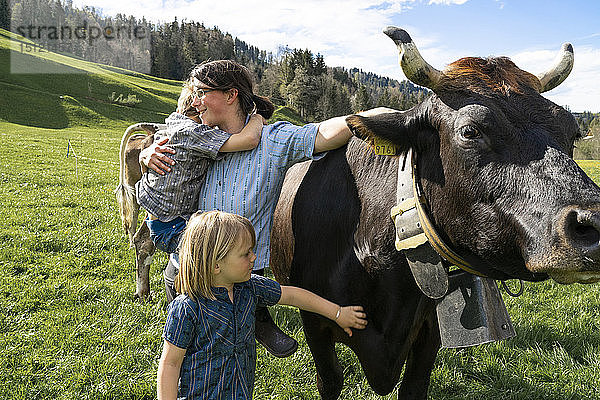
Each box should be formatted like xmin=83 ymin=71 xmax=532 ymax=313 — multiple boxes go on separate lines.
xmin=346 ymin=105 xmax=432 ymax=152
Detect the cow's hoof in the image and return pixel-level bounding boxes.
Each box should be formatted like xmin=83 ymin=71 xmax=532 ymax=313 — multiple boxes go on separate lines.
xmin=133 ymin=290 xmax=152 ymax=302
xmin=316 ymin=372 xmax=343 ymax=400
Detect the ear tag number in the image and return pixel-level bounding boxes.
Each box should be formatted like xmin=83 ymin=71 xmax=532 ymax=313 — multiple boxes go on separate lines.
xmin=374 ymin=137 xmax=397 ymax=155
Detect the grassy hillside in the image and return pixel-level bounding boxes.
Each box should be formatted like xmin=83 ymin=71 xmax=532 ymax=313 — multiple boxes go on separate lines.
xmin=270 ymin=105 xmax=305 ymax=125
xmin=1 ymin=28 xmax=600 ymax=400
xmin=0 ymin=28 xmax=305 ymax=130
xmin=0 ymin=28 xmax=180 ymax=131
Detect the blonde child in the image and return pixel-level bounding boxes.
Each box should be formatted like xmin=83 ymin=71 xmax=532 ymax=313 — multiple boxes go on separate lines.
xmin=136 ymin=84 xmax=264 ymax=253
xmin=157 ymin=210 xmax=368 ymax=400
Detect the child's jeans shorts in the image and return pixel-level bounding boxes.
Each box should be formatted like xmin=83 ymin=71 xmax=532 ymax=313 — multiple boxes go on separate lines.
xmin=146 ymin=216 xmax=186 ymax=254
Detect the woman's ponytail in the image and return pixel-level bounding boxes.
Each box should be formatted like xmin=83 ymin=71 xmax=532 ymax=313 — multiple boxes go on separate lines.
xmin=252 ymin=94 xmax=275 ymax=120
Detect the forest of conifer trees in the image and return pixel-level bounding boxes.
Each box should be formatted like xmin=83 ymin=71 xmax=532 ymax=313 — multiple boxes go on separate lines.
xmin=4 ymin=0 xmax=597 ymax=130
xmin=4 ymin=0 xmax=429 ymax=122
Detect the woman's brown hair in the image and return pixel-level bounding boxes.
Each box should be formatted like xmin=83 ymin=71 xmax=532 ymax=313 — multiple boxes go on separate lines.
xmin=190 ymin=60 xmax=275 ymax=120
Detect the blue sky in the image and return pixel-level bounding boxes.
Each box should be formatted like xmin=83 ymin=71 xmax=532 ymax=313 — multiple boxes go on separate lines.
xmin=69 ymin=0 xmax=600 ymax=112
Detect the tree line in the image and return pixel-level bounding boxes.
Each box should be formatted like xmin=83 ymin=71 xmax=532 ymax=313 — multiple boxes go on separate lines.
xmin=144 ymin=13 xmax=429 ymax=121
xmin=6 ymin=0 xmax=597 ymax=140
xmin=574 ymin=112 xmax=600 ymax=159
xmin=8 ymin=0 xmax=153 ymax=73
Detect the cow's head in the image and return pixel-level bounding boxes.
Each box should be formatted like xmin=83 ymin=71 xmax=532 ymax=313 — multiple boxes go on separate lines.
xmin=347 ymin=27 xmax=600 ymax=284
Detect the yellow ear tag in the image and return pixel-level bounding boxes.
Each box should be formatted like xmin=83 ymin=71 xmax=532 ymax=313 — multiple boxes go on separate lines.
xmin=373 ymin=137 xmax=397 ymax=155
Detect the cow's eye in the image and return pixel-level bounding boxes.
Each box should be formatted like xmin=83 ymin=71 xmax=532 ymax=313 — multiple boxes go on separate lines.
xmin=460 ymin=127 xmax=482 ymax=140
xmin=457 ymin=126 xmax=487 ymax=149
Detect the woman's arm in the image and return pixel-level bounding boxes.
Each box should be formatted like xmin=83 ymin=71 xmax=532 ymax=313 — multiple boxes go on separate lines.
xmin=157 ymin=340 xmax=186 ymax=400
xmin=140 ymin=114 xmax=265 ymax=173
xmin=313 ymin=116 xmax=352 ymax=153
xmin=313 ymin=108 xmax=399 ymax=153
xmin=219 ymin=114 xmax=265 ymax=152
xmin=278 ymin=286 xmax=367 ymax=336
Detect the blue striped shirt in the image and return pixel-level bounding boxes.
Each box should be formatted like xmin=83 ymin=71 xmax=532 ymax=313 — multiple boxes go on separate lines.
xmin=197 ymin=121 xmax=321 ymax=270
xmin=163 ymin=275 xmax=282 ymax=399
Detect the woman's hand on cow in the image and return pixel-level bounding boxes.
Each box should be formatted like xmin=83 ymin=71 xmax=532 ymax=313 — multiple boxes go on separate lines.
xmin=336 ymin=305 xmax=368 ymax=337
xmin=139 ymin=137 xmax=176 ymax=175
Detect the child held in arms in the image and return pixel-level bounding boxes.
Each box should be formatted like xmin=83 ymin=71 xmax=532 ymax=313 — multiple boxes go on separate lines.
xmin=136 ymin=83 xmax=264 ymax=254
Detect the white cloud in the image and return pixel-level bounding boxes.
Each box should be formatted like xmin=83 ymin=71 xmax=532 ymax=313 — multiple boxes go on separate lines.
xmin=67 ymin=0 xmax=599 ymax=112
xmin=428 ymin=0 xmax=469 ymax=4
xmin=512 ymin=46 xmax=600 ymax=112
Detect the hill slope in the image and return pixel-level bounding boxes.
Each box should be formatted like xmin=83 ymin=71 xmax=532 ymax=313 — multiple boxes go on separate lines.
xmin=0 ymin=28 xmax=181 ymax=130
xmin=0 ymin=28 xmax=306 ymax=131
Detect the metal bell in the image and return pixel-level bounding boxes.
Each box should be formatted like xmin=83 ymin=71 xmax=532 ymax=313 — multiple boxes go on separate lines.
xmin=436 ymin=271 xmax=516 ymax=348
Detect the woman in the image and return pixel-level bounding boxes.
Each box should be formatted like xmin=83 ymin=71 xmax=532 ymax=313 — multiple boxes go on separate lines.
xmin=141 ymin=59 xmax=362 ymax=357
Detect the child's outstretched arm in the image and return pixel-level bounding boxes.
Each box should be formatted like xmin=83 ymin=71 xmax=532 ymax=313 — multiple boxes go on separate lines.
xmin=220 ymin=114 xmax=265 ymax=152
xmin=157 ymin=340 xmax=186 ymax=400
xmin=278 ymin=286 xmax=367 ymax=336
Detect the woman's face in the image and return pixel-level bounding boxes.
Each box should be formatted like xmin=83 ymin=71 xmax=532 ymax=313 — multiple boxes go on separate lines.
xmin=191 ymin=78 xmax=229 ymax=127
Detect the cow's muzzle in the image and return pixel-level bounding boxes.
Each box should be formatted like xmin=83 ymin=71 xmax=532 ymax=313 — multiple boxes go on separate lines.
xmin=563 ymin=207 xmax=600 ymax=254
xmin=529 ymin=205 xmax=600 ymax=283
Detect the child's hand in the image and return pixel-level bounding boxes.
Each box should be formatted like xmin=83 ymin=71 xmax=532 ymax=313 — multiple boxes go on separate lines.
xmin=335 ymin=306 xmax=367 ymax=336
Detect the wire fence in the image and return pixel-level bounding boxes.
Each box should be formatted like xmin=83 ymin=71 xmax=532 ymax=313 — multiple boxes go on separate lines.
xmin=66 ymin=139 xmax=117 ymax=179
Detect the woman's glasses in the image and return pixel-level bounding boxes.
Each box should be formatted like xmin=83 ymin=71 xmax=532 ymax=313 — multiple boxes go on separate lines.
xmin=192 ymin=87 xmax=216 ymax=99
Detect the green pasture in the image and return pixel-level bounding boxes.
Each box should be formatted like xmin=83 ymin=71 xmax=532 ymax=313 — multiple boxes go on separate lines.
xmin=1 ymin=28 xmax=600 ymax=399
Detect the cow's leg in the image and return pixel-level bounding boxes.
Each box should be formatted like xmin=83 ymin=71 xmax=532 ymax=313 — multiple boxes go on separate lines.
xmin=133 ymin=221 xmax=155 ymax=300
xmin=397 ymin=306 xmax=440 ymax=399
xmin=348 ymin=329 xmax=402 ymax=396
xmin=129 ymin=205 xmax=140 ymax=247
xmin=301 ymin=312 xmax=343 ymax=400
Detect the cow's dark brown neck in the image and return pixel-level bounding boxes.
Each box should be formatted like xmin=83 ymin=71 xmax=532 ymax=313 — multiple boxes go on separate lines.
xmin=411 ymin=153 xmax=501 ymax=279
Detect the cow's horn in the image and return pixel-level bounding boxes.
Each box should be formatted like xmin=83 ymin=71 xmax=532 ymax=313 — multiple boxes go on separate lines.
xmin=536 ymin=43 xmax=574 ymax=93
xmin=384 ymin=26 xmax=442 ymax=90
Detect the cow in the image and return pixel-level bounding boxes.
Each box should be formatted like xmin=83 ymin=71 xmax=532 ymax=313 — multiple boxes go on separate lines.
xmin=115 ymin=122 xmax=163 ymax=299
xmin=270 ymin=27 xmax=600 ymax=399
xmin=115 ymin=83 xmax=205 ymax=300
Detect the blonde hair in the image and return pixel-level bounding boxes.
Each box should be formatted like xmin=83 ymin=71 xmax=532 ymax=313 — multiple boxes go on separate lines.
xmin=176 ymin=210 xmax=256 ymax=301
xmin=176 ymin=81 xmax=200 ymax=119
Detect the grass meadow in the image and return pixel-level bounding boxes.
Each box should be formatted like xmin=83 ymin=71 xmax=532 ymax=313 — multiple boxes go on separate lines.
xmin=2 ymin=28 xmax=600 ymax=399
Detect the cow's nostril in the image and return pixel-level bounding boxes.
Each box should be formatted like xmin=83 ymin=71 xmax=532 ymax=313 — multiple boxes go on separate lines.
xmin=565 ymin=209 xmax=600 ymax=249
xmin=572 ymin=223 xmax=600 ymax=245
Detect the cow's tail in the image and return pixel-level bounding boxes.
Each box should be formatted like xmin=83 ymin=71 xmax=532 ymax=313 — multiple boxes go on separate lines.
xmin=115 ymin=123 xmax=153 ymax=246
